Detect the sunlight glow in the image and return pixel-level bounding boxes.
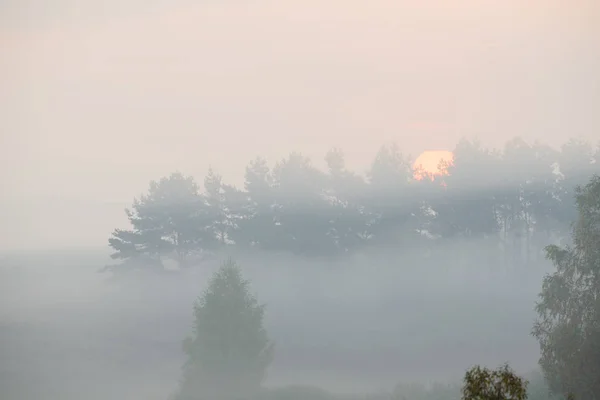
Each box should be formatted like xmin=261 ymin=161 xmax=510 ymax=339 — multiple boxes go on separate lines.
xmin=413 ymin=150 xmax=454 ymax=180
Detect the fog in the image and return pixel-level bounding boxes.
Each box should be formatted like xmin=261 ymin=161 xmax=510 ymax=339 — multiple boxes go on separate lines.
xmin=0 ymin=240 xmax=550 ymax=400
xmin=2 ymin=1 xmax=600 ymax=399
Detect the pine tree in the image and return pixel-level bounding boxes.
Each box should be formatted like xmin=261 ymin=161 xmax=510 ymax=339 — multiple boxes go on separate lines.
xmin=176 ymin=259 xmax=274 ymax=400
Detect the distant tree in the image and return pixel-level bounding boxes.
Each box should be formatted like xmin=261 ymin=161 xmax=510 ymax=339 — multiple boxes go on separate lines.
xmin=105 ymin=137 xmax=595 ymax=264
xmin=495 ymin=137 xmax=562 ymax=267
xmin=325 ymin=147 xmax=346 ymax=179
xmin=437 ymin=138 xmax=502 ymax=239
xmin=367 ymin=143 xmax=413 ymax=192
xmin=176 ymin=259 xmax=274 ymax=400
xmin=365 ymin=143 xmax=421 ymax=247
xmin=518 ymin=141 xmax=563 ymax=262
xmin=461 ymin=364 xmax=528 ymax=400
xmin=202 ymin=168 xmax=243 ymax=248
xmin=108 ymin=172 xmax=204 ymax=268
xmin=532 ymin=175 xmax=600 ymax=400
xmin=271 ymin=152 xmax=334 ymax=255
xmin=325 ymin=147 xmax=367 ymax=200
xmin=553 ymin=138 xmax=599 ymax=227
xmin=324 ymin=148 xmax=371 ymax=252
xmin=239 ymin=157 xmax=278 ymax=250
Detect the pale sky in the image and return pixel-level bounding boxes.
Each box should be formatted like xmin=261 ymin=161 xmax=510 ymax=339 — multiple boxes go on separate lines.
xmin=1 ymin=0 xmax=599 ymax=251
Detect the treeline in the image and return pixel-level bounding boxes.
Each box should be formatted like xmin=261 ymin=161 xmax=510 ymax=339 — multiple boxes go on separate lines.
xmin=108 ymin=136 xmax=599 ymax=268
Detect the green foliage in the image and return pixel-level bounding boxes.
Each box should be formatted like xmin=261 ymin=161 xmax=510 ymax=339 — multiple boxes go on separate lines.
xmin=175 ymin=259 xmax=274 ymax=400
xmin=461 ymin=364 xmax=528 ymax=400
xmin=532 ymin=174 xmax=600 ymax=400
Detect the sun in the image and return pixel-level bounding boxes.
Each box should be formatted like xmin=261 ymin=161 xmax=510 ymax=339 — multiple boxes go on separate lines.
xmin=413 ymin=150 xmax=454 ymax=180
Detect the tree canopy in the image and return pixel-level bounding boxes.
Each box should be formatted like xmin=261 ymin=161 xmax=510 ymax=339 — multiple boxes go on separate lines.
xmin=107 ymin=137 xmax=600 ymax=269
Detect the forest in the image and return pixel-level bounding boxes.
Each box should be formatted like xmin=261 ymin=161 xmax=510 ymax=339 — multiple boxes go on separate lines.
xmin=108 ymin=136 xmax=599 ymax=270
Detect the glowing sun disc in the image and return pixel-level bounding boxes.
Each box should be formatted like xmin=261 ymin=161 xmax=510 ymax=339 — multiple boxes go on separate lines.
xmin=413 ymin=150 xmax=454 ymax=180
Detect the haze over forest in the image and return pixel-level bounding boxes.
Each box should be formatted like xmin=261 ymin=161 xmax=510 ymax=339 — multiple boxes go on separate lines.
xmin=1 ymin=1 xmax=600 ymax=400
xmin=1 ymin=0 xmax=599 ymax=251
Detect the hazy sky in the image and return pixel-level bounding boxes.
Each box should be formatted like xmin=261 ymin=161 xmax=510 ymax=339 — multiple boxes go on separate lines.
xmin=1 ymin=0 xmax=599 ymax=251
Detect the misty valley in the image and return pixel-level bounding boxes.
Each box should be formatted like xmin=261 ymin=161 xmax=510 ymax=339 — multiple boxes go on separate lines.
xmin=1 ymin=137 xmax=599 ymax=400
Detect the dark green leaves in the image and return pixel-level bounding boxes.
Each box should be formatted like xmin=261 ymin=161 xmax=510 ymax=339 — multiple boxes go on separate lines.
xmin=462 ymin=364 xmax=528 ymax=400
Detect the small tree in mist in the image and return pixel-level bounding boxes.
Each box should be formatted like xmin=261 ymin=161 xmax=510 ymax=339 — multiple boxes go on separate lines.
xmin=461 ymin=364 xmax=528 ymax=400
xmin=175 ymin=259 xmax=274 ymax=400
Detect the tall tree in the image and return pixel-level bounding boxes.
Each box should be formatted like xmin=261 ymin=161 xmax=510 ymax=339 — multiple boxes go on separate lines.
xmin=108 ymin=172 xmax=204 ymax=267
xmin=532 ymin=175 xmax=600 ymax=400
xmin=176 ymin=259 xmax=274 ymax=400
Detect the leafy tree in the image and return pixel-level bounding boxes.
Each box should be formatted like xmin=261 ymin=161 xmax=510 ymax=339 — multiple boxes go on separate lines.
xmin=108 ymin=172 xmax=204 ymax=267
xmin=461 ymin=364 xmax=528 ymax=400
xmin=532 ymin=174 xmax=600 ymax=400
xmin=176 ymin=259 xmax=274 ymax=400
